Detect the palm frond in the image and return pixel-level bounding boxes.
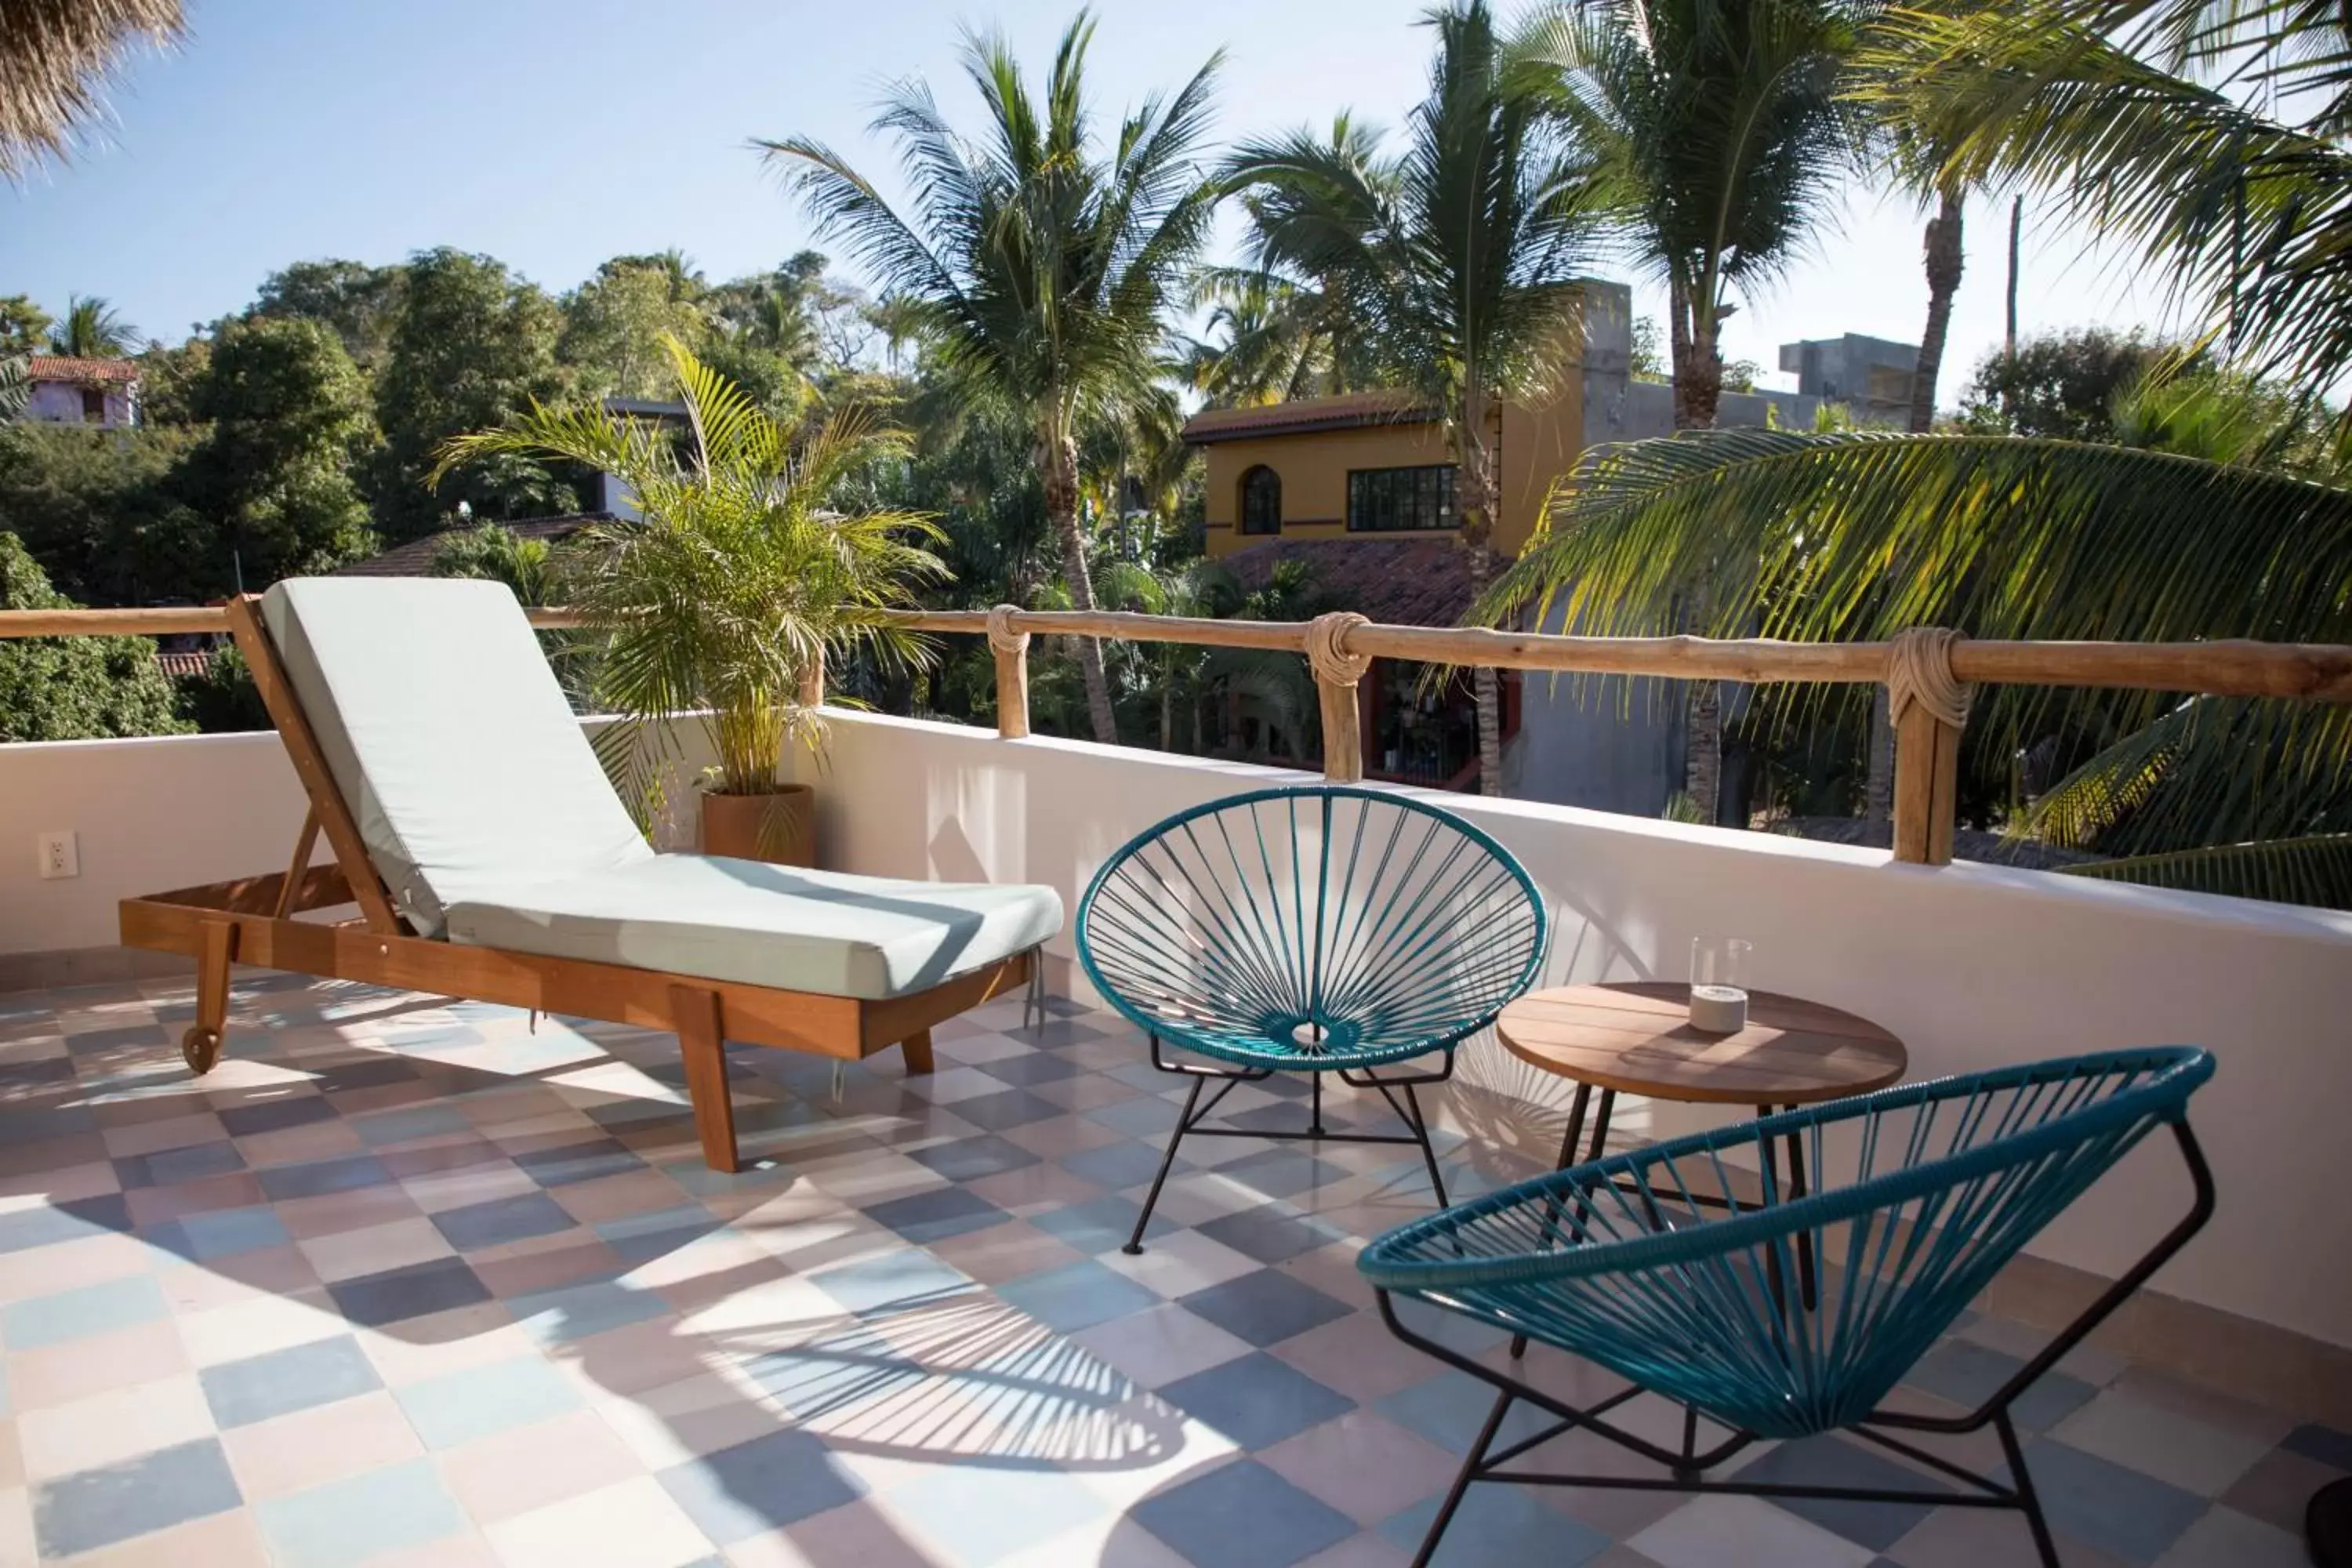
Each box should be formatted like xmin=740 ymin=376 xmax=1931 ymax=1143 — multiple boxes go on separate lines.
xmin=2058 ymin=833 xmax=2352 ymax=909
xmin=1856 ymin=3 xmax=2352 ymax=396
xmin=2022 ymin=698 xmax=2201 ymax=848
xmin=0 ymin=0 xmax=182 ymax=182
xmin=1484 ymin=430 xmax=2352 ymax=662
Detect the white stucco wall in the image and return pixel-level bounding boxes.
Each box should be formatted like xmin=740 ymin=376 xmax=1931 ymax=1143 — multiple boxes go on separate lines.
xmin=780 ymin=711 xmax=2352 ymax=1351
xmin=5 ymin=714 xmax=2350 ymax=1346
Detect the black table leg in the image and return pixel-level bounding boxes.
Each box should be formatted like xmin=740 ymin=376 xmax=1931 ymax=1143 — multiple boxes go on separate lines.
xmin=1782 ymin=1107 xmax=1817 ymax=1312
xmin=1512 ymin=1083 xmax=1610 ymax=1358
xmin=1756 ymin=1103 xmax=1817 ymax=1316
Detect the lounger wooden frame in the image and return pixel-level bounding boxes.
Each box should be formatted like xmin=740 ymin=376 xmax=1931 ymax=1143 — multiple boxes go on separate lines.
xmin=118 ymin=594 xmax=1035 ymax=1173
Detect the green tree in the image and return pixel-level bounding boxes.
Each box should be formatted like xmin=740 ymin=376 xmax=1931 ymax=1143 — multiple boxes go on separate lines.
xmin=1521 ymin=0 xmax=1864 ymax=817
xmin=560 ymin=256 xmax=712 ymax=401
xmin=1228 ymin=0 xmax=1610 ymax=794
xmin=174 ymin=644 xmax=269 ymax=733
xmin=134 ymin=334 xmax=212 ymax=426
xmin=0 ymin=0 xmax=183 ymax=183
xmin=48 ymin=293 xmax=139 ymax=357
xmin=172 ymin=316 xmax=378 ymax=589
xmin=1956 ymin=327 xmax=2170 ymax=441
xmin=430 ymin=520 xmax=560 ymax=604
xmin=762 ymin=12 xmax=1225 ymax=746
xmin=0 ymin=532 xmax=186 ymax=740
xmin=371 ymin=248 xmax=571 ymax=539
xmin=251 ymin=260 xmax=406 ymax=369
xmin=0 ymin=422 xmax=201 ymax=603
xmin=0 ymin=296 xmax=52 ymax=354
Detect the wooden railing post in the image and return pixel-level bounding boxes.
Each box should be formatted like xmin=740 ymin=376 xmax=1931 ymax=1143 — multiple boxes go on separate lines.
xmin=987 ymin=604 xmax=1032 ymax=740
xmin=1888 ymin=628 xmax=1970 ymax=866
xmin=797 ymin=646 xmax=825 ymax=710
xmin=1306 ymin=612 xmax=1372 ymax=784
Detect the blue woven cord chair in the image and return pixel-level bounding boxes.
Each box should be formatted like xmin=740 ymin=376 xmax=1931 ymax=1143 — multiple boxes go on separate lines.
xmin=1077 ymin=786 xmax=1548 ymax=1254
xmin=1358 ymin=1047 xmax=2216 ymax=1568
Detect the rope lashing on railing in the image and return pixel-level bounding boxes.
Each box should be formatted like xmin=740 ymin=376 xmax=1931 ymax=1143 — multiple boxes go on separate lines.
xmin=1886 ymin=626 xmax=1972 ymax=728
xmin=985 ymin=604 xmax=1031 ymax=657
xmin=1305 ymin=611 xmax=1372 ymax=687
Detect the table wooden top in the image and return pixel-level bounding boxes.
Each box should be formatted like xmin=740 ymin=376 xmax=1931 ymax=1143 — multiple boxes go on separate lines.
xmin=1496 ymin=982 xmax=1907 ymax=1105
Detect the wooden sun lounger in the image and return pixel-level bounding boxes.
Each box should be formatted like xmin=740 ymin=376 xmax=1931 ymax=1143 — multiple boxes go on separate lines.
xmin=118 ymin=594 xmax=1034 ymax=1173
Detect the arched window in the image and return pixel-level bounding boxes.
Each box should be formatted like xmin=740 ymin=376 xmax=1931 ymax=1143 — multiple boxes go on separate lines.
xmin=1240 ymin=466 xmax=1283 ymax=535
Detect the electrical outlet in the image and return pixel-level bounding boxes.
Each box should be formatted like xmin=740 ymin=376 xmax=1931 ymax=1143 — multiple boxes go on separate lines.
xmin=36 ymin=831 xmax=78 ymax=880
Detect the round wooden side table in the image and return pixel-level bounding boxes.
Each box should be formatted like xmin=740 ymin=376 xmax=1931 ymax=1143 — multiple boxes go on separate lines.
xmin=1494 ymin=980 xmax=1907 ymax=1338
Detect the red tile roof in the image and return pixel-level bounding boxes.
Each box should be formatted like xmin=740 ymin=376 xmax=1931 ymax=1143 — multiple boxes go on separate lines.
xmin=1222 ymin=535 xmax=1484 ymax=628
xmin=27 ymin=357 xmax=140 ymax=383
xmin=154 ymin=650 xmax=213 ymax=679
xmin=1181 ymin=390 xmax=1434 ymax=445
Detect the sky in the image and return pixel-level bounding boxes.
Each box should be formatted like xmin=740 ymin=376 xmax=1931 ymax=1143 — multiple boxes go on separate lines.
xmin=3 ymin=0 xmax=2182 ymax=399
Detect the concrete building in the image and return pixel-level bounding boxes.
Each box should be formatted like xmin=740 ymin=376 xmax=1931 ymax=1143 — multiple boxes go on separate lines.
xmin=1777 ymin=333 xmax=1920 ymax=426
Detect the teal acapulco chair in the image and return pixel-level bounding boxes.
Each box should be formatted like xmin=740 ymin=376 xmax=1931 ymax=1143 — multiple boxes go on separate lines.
xmin=1076 ymin=786 xmax=1548 ymax=1254
xmin=1358 ymin=1047 xmax=2216 ymax=1568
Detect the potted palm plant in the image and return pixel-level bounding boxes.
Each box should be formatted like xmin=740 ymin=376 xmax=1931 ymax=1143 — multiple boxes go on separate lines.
xmin=434 ymin=336 xmax=943 ymax=864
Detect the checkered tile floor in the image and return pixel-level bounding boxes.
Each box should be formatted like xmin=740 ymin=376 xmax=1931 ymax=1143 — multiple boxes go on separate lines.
xmin=0 ymin=972 xmax=2343 ymax=1566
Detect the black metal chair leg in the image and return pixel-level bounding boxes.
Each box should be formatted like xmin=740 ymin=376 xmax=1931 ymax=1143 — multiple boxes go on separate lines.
xmin=1123 ymin=1074 xmax=1203 ymax=1255
xmin=1401 ymin=1082 xmax=1449 ymax=1207
xmin=1412 ymin=1388 xmax=1514 ymax=1568
xmin=1995 ymin=1407 xmax=2061 ymax=1568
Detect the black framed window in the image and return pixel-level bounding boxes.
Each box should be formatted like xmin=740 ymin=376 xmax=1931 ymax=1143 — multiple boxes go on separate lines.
xmin=1240 ymin=465 xmax=1282 ymax=535
xmin=1347 ymin=464 xmax=1457 ymax=532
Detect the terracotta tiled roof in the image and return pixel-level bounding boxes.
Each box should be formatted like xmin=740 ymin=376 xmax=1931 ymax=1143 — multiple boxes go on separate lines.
xmin=1181 ymin=390 xmax=1435 ymax=445
xmin=27 ymin=356 xmax=140 ymax=383
xmin=335 ymin=514 xmax=615 ymax=578
xmin=154 ymin=650 xmax=212 ymax=679
xmin=1222 ymin=535 xmax=1485 ymax=628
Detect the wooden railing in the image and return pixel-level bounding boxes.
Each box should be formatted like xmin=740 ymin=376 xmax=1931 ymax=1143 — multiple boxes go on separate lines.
xmin=8 ymin=601 xmax=2352 ymax=869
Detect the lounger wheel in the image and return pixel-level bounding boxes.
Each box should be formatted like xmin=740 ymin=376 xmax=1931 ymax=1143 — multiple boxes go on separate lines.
xmin=180 ymin=1026 xmax=223 ymax=1075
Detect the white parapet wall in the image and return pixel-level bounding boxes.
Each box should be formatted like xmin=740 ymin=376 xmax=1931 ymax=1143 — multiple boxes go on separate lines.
xmin=5 ymin=714 xmax=2352 ymax=1348
xmin=782 ymin=710 xmax=2352 ymax=1351
xmin=0 ymin=731 xmax=315 ymax=954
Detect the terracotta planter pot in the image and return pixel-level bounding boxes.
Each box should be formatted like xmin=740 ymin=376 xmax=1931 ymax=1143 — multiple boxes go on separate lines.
xmin=699 ymin=784 xmax=815 ymax=866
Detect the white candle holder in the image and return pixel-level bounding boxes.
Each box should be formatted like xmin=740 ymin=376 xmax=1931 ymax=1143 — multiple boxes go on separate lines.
xmin=1689 ymin=938 xmax=1752 ymax=1033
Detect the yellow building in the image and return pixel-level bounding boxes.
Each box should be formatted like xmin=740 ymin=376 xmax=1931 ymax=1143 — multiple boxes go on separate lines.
xmin=1181 ymin=383 xmax=1588 ymax=563
xmin=1176 ymin=280 xmax=1882 ymax=810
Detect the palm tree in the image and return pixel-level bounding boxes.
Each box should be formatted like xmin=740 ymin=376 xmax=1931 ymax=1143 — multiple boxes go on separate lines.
xmin=0 ymin=0 xmax=183 ymax=183
xmin=1857 ymin=0 xmax=2352 ymax=400
xmin=1521 ymin=0 xmax=1864 ymax=820
xmin=1178 ymin=270 xmax=1334 ymax=407
xmin=760 ymin=13 xmax=1224 ymax=747
xmin=1185 ymin=117 xmax=1396 ymax=407
xmin=865 ymin=295 xmax=928 ymax=376
xmin=434 ymin=336 xmax=944 ymax=814
xmin=48 ymin=294 xmax=139 ymax=358
xmin=1227 ymin=0 xmax=1611 ymax=796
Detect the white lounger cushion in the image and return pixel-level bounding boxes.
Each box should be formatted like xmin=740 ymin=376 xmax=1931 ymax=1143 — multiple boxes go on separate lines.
xmin=259 ymin=576 xmax=1062 ymax=998
xmin=262 ymin=578 xmax=653 ymax=936
xmin=444 ymin=856 xmax=1062 ymax=1000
